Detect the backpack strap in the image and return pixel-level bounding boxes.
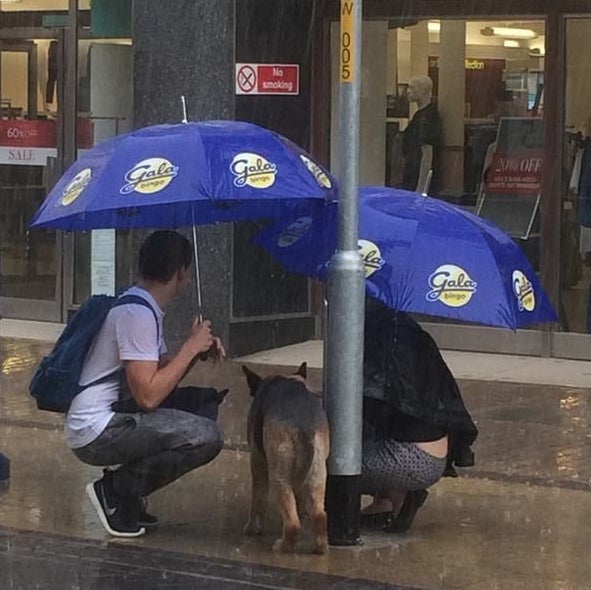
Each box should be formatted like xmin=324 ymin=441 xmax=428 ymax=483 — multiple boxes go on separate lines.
xmin=113 ymin=294 xmax=160 ymax=342
xmin=82 ymin=294 xmax=160 ymax=391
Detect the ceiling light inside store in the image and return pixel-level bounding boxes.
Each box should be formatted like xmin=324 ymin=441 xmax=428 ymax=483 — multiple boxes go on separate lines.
xmin=481 ymin=26 xmax=537 ymax=39
xmin=0 ymin=0 xmax=23 ymax=3
xmin=428 ymin=21 xmax=441 ymax=33
xmin=503 ymin=40 xmax=521 ymax=48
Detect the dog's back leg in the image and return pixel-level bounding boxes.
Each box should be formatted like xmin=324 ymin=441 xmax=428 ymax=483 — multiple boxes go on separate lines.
xmin=244 ymin=447 xmax=268 ymax=536
xmin=265 ymin=423 xmax=301 ymax=553
xmin=272 ymin=480 xmax=300 ymax=553
xmin=302 ymin=428 xmax=329 ymax=554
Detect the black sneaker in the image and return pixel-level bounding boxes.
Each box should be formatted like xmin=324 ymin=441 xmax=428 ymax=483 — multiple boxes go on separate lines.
xmin=86 ymin=472 xmax=145 ymax=538
xmin=138 ymin=497 xmax=158 ymax=527
xmin=360 ymin=511 xmax=393 ymax=528
xmin=101 ymin=469 xmax=157 ymax=527
xmin=385 ymin=489 xmax=429 ymax=534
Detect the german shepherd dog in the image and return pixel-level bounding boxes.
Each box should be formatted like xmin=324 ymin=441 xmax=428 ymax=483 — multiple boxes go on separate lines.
xmin=242 ymin=363 xmax=329 ymax=554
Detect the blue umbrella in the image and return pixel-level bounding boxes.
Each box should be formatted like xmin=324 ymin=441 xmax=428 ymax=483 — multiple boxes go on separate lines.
xmin=254 ymin=186 xmax=558 ymax=330
xmin=30 ymin=120 xmax=336 ymax=231
xmin=30 ymin=120 xmax=336 ymax=316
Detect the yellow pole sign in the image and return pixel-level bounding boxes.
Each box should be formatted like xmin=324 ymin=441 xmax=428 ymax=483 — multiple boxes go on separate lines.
xmin=341 ymin=0 xmax=355 ymax=83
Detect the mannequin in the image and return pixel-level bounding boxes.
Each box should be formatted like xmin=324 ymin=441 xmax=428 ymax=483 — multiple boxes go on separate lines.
xmin=402 ymin=75 xmax=442 ymax=194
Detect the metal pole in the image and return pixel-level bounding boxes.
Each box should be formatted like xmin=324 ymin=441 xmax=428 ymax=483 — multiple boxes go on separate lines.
xmin=325 ymin=0 xmax=365 ymax=546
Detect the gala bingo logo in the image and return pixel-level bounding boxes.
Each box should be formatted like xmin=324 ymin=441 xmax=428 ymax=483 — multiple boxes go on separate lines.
xmin=513 ymin=270 xmax=535 ymax=312
xmin=277 ymin=217 xmax=313 ymax=248
xmin=427 ymin=264 xmax=477 ymax=308
xmin=300 ymin=155 xmax=332 ymax=189
xmin=358 ymin=239 xmax=385 ymax=278
xmin=120 ymin=158 xmax=179 ymax=195
xmin=60 ymin=168 xmax=92 ymax=206
xmin=231 ymin=153 xmax=277 ymax=189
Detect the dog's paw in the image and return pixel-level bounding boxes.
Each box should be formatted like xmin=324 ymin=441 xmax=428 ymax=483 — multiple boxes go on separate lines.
xmin=273 ymin=538 xmax=296 ymax=553
xmin=311 ymin=538 xmax=328 ymax=555
xmin=243 ymin=520 xmax=263 ymax=536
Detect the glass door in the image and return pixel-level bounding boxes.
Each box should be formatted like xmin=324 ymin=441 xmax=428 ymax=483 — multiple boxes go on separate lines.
xmin=553 ymin=15 xmax=591 ymax=359
xmin=0 ymin=36 xmax=62 ymax=322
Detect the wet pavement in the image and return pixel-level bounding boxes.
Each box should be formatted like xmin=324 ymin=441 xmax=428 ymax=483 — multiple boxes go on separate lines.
xmin=0 ymin=527 xmax=411 ymax=589
xmin=2 ymin=336 xmax=591 ymax=589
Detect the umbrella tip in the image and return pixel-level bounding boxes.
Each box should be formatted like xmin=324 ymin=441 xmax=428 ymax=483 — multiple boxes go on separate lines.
xmin=181 ymin=96 xmax=188 ymax=124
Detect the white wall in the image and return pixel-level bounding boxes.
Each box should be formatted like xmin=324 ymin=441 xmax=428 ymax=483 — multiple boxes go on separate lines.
xmin=89 ymin=43 xmax=133 ymax=144
xmin=1 ymin=52 xmax=28 ymax=113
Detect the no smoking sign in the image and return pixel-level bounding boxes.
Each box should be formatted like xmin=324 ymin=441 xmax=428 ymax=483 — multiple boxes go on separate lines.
xmin=235 ymin=63 xmax=300 ymax=96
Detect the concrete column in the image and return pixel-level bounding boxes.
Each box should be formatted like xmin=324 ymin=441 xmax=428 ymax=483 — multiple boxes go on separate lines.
xmin=387 ymin=28 xmax=399 ymax=96
xmin=331 ymin=20 xmax=388 ymax=185
xmin=360 ymin=21 xmax=388 ymax=185
xmin=566 ymin=19 xmax=591 ymax=130
xmin=409 ymin=22 xmax=429 ymax=79
xmin=438 ymin=20 xmax=466 ymax=196
xmin=408 ymin=22 xmax=429 ymax=119
xmin=132 ymin=0 xmax=235 ymax=352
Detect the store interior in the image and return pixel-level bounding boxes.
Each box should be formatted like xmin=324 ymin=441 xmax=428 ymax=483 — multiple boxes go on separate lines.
xmin=330 ymin=18 xmax=591 ymax=334
xmin=0 ymin=0 xmax=131 ymax=307
xmin=2 ymin=6 xmax=591 ymax=336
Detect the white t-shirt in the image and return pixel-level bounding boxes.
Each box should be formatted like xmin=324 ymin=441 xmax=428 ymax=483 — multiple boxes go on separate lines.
xmin=64 ymin=286 xmax=167 ymax=449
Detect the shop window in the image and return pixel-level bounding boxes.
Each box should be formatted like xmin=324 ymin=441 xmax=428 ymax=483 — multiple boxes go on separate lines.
xmin=562 ymin=18 xmax=591 ymax=335
xmin=330 ymin=18 xmax=546 ymax=271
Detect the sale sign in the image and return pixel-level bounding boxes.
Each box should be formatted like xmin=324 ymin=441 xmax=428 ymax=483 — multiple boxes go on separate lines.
xmin=486 ymin=152 xmax=543 ymax=195
xmin=0 ymin=119 xmax=94 ymax=149
xmin=484 ymin=118 xmax=544 ymax=196
xmin=236 ymin=63 xmax=299 ymax=95
xmin=479 ymin=117 xmax=544 ymax=239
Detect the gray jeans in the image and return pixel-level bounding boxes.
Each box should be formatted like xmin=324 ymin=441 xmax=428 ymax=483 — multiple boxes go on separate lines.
xmin=74 ymin=407 xmax=223 ymax=498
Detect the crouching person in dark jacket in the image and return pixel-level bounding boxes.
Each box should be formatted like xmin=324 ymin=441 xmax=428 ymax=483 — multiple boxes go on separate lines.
xmin=360 ymin=297 xmax=478 ymax=533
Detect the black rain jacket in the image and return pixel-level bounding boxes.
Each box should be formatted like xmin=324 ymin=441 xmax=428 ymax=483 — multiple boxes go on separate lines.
xmin=363 ymin=299 xmax=478 ymax=476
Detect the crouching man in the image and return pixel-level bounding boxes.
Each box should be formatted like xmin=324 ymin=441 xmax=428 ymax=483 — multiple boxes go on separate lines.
xmin=66 ymin=230 xmax=226 ymax=538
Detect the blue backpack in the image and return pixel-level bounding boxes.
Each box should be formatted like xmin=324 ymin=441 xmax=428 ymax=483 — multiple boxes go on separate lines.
xmin=29 ymin=293 xmax=158 ymax=413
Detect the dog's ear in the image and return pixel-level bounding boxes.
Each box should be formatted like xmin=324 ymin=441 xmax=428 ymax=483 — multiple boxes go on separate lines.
xmin=242 ymin=365 xmax=262 ymax=396
xmin=295 ymin=362 xmax=307 ymax=380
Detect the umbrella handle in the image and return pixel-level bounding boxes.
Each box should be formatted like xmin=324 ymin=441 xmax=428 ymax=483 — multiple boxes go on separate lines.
xmin=191 ymin=205 xmax=204 ymax=321
xmin=192 ymin=224 xmax=203 ymax=320
xmin=192 ymin=221 xmax=209 ymax=361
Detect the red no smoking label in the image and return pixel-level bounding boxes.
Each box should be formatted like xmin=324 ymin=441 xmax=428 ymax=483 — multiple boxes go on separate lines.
xmin=235 ymin=63 xmax=299 ymax=96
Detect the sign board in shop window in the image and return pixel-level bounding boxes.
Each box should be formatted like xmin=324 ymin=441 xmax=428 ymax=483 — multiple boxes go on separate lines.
xmin=477 ymin=117 xmax=544 ymax=240
xmin=0 ymin=119 xmax=94 ymax=166
xmin=91 ymin=229 xmax=116 ymax=297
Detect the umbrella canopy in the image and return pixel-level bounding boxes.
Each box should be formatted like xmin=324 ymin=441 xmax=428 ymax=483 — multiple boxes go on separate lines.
xmin=254 ymin=186 xmax=558 ymax=330
xmin=30 ymin=120 xmax=336 ymax=231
